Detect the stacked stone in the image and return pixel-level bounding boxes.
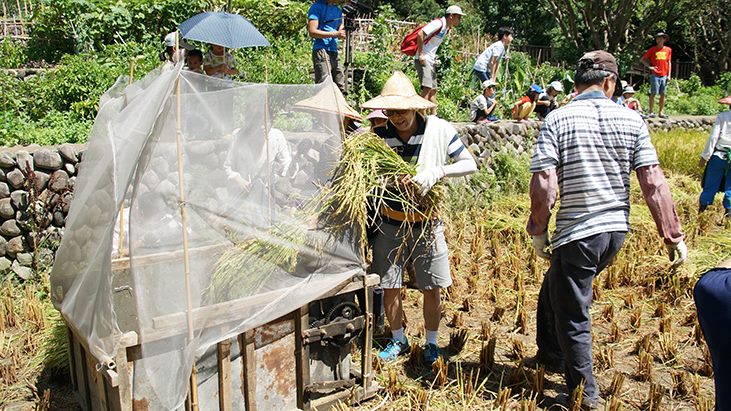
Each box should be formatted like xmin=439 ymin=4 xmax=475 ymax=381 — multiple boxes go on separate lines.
xmin=645 ymin=116 xmax=716 ymax=131
xmin=456 ymin=120 xmax=542 ymax=171
xmin=0 ymin=145 xmax=80 ymax=280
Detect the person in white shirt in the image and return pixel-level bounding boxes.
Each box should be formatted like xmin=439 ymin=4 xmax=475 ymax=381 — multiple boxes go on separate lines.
xmin=473 ymin=26 xmax=513 ymax=83
xmin=469 ymin=79 xmax=499 ymax=122
xmin=415 ymin=5 xmax=465 ymax=114
xmin=699 ymin=95 xmax=731 ymax=218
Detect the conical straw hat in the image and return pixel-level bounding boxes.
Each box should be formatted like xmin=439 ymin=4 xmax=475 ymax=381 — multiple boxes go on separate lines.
xmin=361 ymin=71 xmax=436 ymax=110
xmin=294 ymin=79 xmax=362 ymax=120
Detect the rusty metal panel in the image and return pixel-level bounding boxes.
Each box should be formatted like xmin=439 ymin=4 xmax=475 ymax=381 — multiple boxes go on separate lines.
xmin=255 ymin=331 xmax=297 ymax=409
xmin=254 ymin=317 xmax=294 ymax=348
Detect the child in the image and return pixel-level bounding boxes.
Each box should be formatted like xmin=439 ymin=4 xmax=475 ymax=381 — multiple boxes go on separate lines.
xmin=699 ymin=95 xmax=731 ymax=218
xmin=512 ymin=84 xmax=543 ymax=121
xmin=622 ymin=86 xmax=642 ymax=112
xmin=470 ymin=80 xmax=499 ymax=123
xmin=204 ymin=44 xmax=238 ymax=79
xmin=534 ymin=81 xmax=563 ymax=119
xmin=186 ymin=49 xmax=204 ymax=74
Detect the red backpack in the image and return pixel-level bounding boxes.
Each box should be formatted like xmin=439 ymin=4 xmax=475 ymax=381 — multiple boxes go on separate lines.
xmin=400 ymin=19 xmax=445 ymax=56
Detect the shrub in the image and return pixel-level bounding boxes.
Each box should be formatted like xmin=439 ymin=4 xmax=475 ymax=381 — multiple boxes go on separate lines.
xmin=28 ymin=0 xmax=213 ymax=62
xmin=0 ymin=38 xmax=27 ymax=68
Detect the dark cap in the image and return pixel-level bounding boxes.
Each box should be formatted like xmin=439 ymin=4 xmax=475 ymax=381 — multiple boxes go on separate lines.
xmin=576 ymin=50 xmax=619 ymax=78
xmin=655 ymin=32 xmax=669 ymax=39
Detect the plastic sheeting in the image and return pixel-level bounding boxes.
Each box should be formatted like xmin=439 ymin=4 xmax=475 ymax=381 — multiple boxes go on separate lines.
xmin=50 ymin=63 xmax=363 ymax=409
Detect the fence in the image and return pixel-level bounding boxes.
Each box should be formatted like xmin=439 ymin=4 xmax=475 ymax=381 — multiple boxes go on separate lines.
xmin=1 ymin=0 xmax=35 ymax=40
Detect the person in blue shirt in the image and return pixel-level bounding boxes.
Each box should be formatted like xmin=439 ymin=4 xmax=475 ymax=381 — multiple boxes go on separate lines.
xmin=307 ymin=0 xmax=346 ymax=92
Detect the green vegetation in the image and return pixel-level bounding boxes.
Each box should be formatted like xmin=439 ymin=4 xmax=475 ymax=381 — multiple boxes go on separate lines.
xmin=1 ymin=0 xmax=728 ymax=146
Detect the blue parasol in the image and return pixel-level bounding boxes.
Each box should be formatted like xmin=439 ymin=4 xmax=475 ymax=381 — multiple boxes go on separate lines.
xmin=179 ymin=12 xmax=270 ymax=49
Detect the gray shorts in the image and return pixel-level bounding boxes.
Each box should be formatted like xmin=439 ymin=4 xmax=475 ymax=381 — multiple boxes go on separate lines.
xmin=415 ymin=59 xmax=437 ymax=89
xmin=371 ymin=221 xmax=452 ymax=290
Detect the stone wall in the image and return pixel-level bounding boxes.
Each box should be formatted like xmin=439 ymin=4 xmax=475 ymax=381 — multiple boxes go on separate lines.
xmin=0 ymin=145 xmax=82 ymax=279
xmin=455 ymin=116 xmax=717 ymax=169
xmin=0 ymin=115 xmax=717 ymax=279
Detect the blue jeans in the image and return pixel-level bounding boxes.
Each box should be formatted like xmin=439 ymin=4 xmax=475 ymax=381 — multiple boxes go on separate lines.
xmin=694 ymin=267 xmax=731 ymax=411
xmin=473 ymin=68 xmax=490 ymax=83
xmin=536 ymin=232 xmax=626 ymax=402
xmin=649 ymin=75 xmax=667 ymax=95
xmin=700 ymin=155 xmax=731 ymax=210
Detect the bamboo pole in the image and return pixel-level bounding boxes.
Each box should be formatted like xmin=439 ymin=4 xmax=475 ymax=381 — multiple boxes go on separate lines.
xmin=264 ymin=64 xmax=272 ymax=224
xmin=116 ymin=58 xmax=136 ymax=257
xmin=14 ymin=0 xmax=22 ymax=36
xmin=174 ymin=32 xmax=199 ymax=411
xmin=2 ymin=1 xmax=8 ymax=38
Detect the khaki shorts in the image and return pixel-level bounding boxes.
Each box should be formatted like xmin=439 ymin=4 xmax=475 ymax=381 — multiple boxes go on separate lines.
xmin=371 ymin=221 xmax=452 ymax=290
xmin=415 ymin=59 xmax=437 ymax=89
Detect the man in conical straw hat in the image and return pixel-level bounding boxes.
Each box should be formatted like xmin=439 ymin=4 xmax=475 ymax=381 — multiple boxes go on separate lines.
xmin=698 ymin=95 xmax=731 ymax=219
xmin=362 ymin=71 xmax=477 ymax=364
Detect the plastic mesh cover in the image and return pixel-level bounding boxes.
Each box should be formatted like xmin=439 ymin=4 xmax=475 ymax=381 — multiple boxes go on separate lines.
xmin=50 ymin=63 xmax=363 ymax=409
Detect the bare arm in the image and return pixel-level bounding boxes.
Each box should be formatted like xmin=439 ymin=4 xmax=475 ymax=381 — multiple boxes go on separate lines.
xmin=416 ymin=30 xmax=425 ymax=62
xmin=636 ymin=164 xmax=684 ymax=244
xmin=489 ymin=56 xmax=499 ymax=81
xmin=307 ymin=19 xmax=342 ymax=39
xmin=526 ymin=168 xmax=558 ymax=235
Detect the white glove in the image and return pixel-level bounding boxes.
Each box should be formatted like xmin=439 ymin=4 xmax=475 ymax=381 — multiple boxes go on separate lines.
xmin=666 ymin=240 xmax=688 ymax=267
xmin=412 ymin=167 xmax=445 ymax=196
xmin=532 ymin=232 xmax=551 ymax=260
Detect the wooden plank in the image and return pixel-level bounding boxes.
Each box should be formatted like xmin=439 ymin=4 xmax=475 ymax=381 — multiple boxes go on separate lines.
xmin=146 ymin=271 xmax=370 ymax=341
xmin=72 ymin=333 xmax=92 ymax=410
xmin=67 ymin=326 xmax=78 ymax=391
xmin=217 ymin=340 xmax=232 ymax=411
xmin=111 ymin=243 xmax=227 ymax=271
xmin=115 ymin=332 xmax=137 ymax=411
xmin=294 ymin=307 xmax=310 ymax=411
xmin=240 ymin=330 xmax=257 ymax=411
xmin=361 ymin=283 xmax=374 ymax=391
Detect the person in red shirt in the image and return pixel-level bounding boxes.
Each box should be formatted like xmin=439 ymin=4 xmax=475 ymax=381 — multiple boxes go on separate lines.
xmin=641 ymin=32 xmax=672 ymax=118
xmin=512 ymin=84 xmax=543 ymax=121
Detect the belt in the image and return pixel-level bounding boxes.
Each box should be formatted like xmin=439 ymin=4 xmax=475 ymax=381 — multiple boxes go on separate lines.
xmin=380 ymin=204 xmax=428 ymax=223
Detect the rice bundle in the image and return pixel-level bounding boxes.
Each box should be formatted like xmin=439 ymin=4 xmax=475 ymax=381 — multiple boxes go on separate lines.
xmin=205 ymin=223 xmax=306 ymax=302
xmin=318 ymin=130 xmax=444 ymax=254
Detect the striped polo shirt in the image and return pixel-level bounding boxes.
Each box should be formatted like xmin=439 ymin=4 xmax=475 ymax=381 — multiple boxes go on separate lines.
xmin=375 ymin=115 xmax=466 ymax=219
xmin=530 ymin=90 xmax=659 ymax=249
xmin=375 ymin=114 xmax=465 ymax=165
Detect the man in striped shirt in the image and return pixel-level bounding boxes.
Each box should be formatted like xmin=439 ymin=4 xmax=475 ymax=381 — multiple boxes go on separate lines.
xmin=526 ymin=50 xmax=687 ymax=409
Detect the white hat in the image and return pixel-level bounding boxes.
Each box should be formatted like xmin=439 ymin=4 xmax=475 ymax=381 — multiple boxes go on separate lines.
xmin=164 ymin=32 xmax=194 ymax=50
xmin=361 ymin=71 xmax=436 ymax=110
xmin=623 ymin=86 xmax=636 ymax=94
xmin=481 ymin=79 xmax=498 ymax=89
xmin=446 ymin=5 xmax=466 ymax=15
xmin=549 ymin=81 xmax=564 ymax=92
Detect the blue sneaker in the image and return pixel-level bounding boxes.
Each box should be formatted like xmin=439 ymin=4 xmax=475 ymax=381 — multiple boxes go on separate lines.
xmin=423 ymin=343 xmax=442 ymax=365
xmin=378 ymin=338 xmax=410 ymax=362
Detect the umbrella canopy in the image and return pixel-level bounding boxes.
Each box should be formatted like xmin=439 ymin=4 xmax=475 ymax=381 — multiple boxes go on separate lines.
xmin=179 ymin=12 xmax=270 ymax=49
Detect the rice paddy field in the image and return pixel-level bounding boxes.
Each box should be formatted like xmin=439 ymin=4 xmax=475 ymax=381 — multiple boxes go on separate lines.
xmin=0 ymin=129 xmax=728 ymax=410
xmin=357 ymin=129 xmax=729 ymax=410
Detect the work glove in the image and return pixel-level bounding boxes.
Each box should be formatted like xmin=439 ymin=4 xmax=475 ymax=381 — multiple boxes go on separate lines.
xmin=412 ymin=167 xmax=445 ymax=196
xmin=666 ymin=240 xmax=688 ymax=267
xmin=532 ymin=232 xmax=551 ymax=260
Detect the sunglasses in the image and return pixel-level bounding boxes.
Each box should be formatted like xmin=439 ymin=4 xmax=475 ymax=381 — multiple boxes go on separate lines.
xmin=383 ymin=109 xmax=411 ymax=117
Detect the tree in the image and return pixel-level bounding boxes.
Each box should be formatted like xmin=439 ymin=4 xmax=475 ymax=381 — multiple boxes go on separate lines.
xmin=542 ymin=0 xmax=684 ymax=54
